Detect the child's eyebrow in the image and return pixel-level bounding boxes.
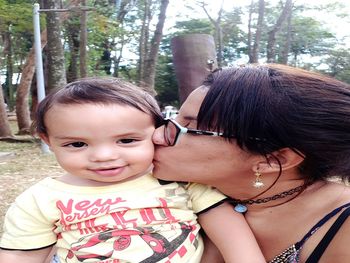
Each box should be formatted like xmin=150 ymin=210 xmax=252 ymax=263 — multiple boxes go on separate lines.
xmin=53 ymin=131 xmax=146 ymax=140
xmin=53 ymin=135 xmax=84 ymax=140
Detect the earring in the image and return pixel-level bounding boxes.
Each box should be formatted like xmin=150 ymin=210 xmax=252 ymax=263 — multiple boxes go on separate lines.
xmin=253 ymin=170 xmax=264 ymax=188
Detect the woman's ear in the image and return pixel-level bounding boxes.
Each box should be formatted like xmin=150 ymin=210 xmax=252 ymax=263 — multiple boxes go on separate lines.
xmin=253 ymin=148 xmax=305 ymax=173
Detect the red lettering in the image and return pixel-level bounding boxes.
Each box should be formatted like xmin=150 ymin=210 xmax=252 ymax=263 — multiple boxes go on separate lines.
xmin=158 ymin=198 xmax=177 ymax=222
xmin=57 ymin=199 xmax=73 ymax=214
xmin=110 ymin=210 xmax=137 ymax=228
xmin=75 ymin=218 xmax=109 ymax=235
xmin=56 ymin=197 xmax=127 ymax=224
xmin=140 ymin=208 xmax=157 ymax=224
xmin=139 ymin=198 xmax=178 ymax=225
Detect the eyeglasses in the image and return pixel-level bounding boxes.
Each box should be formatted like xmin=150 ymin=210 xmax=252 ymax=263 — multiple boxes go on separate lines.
xmin=163 ymin=118 xmax=224 ymax=146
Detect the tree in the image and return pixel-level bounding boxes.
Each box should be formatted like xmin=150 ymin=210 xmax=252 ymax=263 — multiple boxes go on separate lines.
xmin=79 ymin=0 xmax=88 ymax=78
xmin=138 ymin=0 xmax=151 ymax=86
xmin=0 ymin=0 xmax=33 ymax=135
xmin=89 ymin=0 xmax=137 ymax=77
xmin=266 ymin=0 xmax=293 ymax=63
xmin=3 ymin=26 xmax=14 ymax=112
xmin=220 ymin=8 xmax=246 ymax=63
xmin=138 ymin=0 xmax=169 ymax=94
xmin=197 ymin=0 xmax=224 ymax=67
xmin=2 ymin=0 xmax=350 ymax=123
xmin=280 ymin=9 xmax=292 ymax=64
xmin=154 ymin=54 xmax=178 ymax=108
xmin=44 ymin=0 xmax=67 ymax=91
xmin=0 ymin=87 xmax=12 ymax=137
xmin=15 ymin=0 xmax=80 ymax=134
xmin=249 ymin=0 xmax=265 ymax=63
xmin=319 ymin=48 xmax=350 ymax=83
xmin=173 ymin=19 xmax=213 ymax=35
xmin=247 ymin=0 xmax=253 ymax=62
xmin=65 ymin=16 xmax=80 ymax=82
xmin=288 ymin=16 xmax=336 ymax=66
xmin=112 ymin=0 xmax=138 ymax=77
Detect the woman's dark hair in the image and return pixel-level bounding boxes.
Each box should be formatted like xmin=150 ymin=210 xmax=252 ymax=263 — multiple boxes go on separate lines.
xmin=198 ymin=64 xmax=350 ymax=182
xmin=32 ymin=77 xmax=163 ymax=136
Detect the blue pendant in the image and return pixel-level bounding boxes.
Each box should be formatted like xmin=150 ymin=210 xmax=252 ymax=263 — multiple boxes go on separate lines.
xmin=234 ymin=204 xmax=247 ymax=213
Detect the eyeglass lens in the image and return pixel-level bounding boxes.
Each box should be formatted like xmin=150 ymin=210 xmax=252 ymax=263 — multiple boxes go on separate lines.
xmin=164 ymin=120 xmax=178 ymax=146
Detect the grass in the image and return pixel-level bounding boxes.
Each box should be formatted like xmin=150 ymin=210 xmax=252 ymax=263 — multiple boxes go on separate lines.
xmin=0 ymin=119 xmax=64 ymax=235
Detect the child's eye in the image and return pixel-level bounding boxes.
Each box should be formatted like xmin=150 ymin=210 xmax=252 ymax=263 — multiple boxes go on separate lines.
xmin=118 ymin=139 xmax=136 ymax=144
xmin=65 ymin=142 xmax=87 ymax=148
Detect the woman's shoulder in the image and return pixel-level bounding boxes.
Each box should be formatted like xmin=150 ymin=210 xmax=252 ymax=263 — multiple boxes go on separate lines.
xmin=313 ymin=204 xmax=350 ymax=262
xmin=325 ymin=180 xmax=350 ymax=203
xmin=251 ymin=181 xmax=350 ymax=262
xmin=297 ymin=181 xmax=350 ymax=262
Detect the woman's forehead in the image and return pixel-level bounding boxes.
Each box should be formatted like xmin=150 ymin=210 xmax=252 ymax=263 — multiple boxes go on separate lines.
xmin=179 ymin=87 xmax=208 ymax=117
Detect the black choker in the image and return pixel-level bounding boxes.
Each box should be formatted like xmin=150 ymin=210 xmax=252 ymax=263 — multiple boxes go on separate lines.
xmin=229 ymin=184 xmax=307 ymax=213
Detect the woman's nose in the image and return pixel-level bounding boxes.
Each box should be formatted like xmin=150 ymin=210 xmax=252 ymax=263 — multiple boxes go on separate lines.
xmin=152 ymin=126 xmax=168 ymax=146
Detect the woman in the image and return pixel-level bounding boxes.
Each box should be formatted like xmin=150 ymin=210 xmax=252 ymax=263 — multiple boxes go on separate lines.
xmin=152 ymin=64 xmax=350 ymax=262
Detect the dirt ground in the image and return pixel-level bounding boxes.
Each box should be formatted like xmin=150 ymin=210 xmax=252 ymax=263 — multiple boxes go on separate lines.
xmin=0 ymin=120 xmax=64 ymax=235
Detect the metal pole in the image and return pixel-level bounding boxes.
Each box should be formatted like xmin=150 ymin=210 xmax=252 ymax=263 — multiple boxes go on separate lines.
xmin=33 ymin=3 xmax=50 ymax=153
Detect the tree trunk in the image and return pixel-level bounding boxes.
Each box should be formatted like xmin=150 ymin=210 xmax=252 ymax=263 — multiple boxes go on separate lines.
xmin=112 ymin=39 xmax=125 ymax=78
xmin=142 ymin=0 xmax=169 ymax=95
xmin=266 ymin=0 xmax=293 ymax=63
xmin=247 ymin=0 xmax=254 ymax=62
xmin=199 ymin=0 xmax=224 ymax=67
xmin=216 ymin=1 xmax=224 ymax=67
xmin=4 ymin=27 xmax=15 ymax=111
xmin=113 ymin=0 xmax=135 ymax=78
xmin=138 ymin=0 xmax=151 ymax=84
xmin=15 ymin=0 xmax=80 ymax=134
xmin=0 ymin=87 xmax=12 ymax=137
xmin=16 ymin=31 xmax=47 ymax=135
xmin=0 ymin=31 xmax=13 ymax=137
xmin=44 ymin=0 xmax=67 ymax=91
xmin=66 ymin=19 xmax=80 ymax=82
xmin=251 ymin=0 xmax=264 ymax=63
xmin=79 ymin=0 xmax=88 ymax=78
xmin=280 ymin=10 xmax=292 ymax=64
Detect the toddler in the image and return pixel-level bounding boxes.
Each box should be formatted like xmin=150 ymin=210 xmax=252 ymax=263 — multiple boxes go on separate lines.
xmin=0 ymin=78 xmax=263 ymax=263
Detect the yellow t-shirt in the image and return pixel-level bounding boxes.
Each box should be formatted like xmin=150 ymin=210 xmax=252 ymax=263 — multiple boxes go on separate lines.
xmin=0 ymin=173 xmax=225 ymax=263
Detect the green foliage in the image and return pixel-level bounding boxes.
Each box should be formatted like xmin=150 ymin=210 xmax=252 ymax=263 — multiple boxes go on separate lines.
xmin=290 ymin=17 xmax=336 ymax=56
xmin=0 ymin=0 xmax=34 ymax=32
xmin=319 ymin=48 xmax=350 ymax=84
xmin=220 ymin=7 xmax=246 ymax=63
xmin=0 ymin=0 xmax=35 ymax=65
xmin=80 ymin=0 xmax=140 ymax=78
xmin=154 ymin=54 xmax=179 ymax=108
xmin=0 ymin=0 xmax=35 ymax=109
xmin=2 ymin=0 xmax=350 ymax=109
xmin=174 ymin=19 xmax=213 ymax=35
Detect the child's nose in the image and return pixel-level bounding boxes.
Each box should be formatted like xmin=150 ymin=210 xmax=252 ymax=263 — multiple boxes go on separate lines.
xmin=90 ymin=146 xmax=119 ymax=162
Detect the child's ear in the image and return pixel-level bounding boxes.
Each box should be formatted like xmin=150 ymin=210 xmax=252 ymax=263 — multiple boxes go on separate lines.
xmin=39 ymin=133 xmax=51 ymax=146
xmin=253 ymin=148 xmax=305 ymax=173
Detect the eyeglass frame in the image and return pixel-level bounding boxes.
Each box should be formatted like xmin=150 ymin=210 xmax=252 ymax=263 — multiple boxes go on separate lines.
xmin=163 ymin=118 xmax=225 ymax=146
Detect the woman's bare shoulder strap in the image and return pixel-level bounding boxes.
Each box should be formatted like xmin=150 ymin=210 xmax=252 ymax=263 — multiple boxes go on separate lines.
xmin=305 ymin=205 xmax=350 ymax=263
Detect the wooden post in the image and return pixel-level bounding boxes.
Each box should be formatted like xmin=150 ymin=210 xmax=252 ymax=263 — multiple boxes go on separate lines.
xmin=171 ymin=34 xmax=217 ymax=104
